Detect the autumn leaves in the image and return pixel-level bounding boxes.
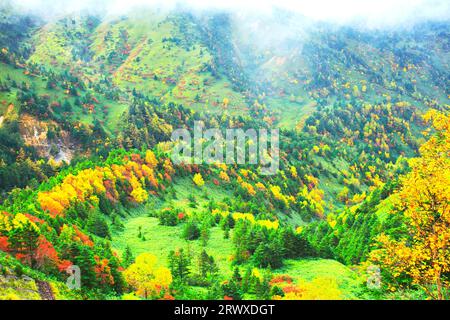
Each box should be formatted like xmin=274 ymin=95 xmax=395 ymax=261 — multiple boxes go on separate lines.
xmin=369 ymin=110 xmax=450 ymax=299
xmin=37 ymin=150 xmax=168 ymax=217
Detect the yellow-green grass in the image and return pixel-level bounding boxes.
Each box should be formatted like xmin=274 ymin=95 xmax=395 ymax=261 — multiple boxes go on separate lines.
xmin=111 ymin=215 xmax=367 ymax=299
xmin=90 ymin=14 xmax=248 ymax=115
xmin=0 ymin=62 xmax=128 ymax=133
xmin=268 ymin=97 xmax=317 ymax=129
xmin=112 ymin=216 xmax=235 ymax=278
xmin=170 ymin=177 xmax=233 ymax=213
xmin=112 ymin=177 xmax=236 ymax=275
xmin=111 ymin=176 xmax=366 ymax=299
xmin=276 ymin=259 xmax=366 ymax=299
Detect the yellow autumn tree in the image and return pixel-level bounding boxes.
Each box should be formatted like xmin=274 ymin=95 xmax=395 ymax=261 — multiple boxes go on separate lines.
xmin=219 ymin=171 xmax=230 ymax=182
xmin=290 ymin=166 xmax=298 ymax=178
xmin=193 ymin=173 xmax=205 ymax=187
xmin=123 ymin=253 xmax=172 ymax=299
xmin=240 ymin=181 xmax=256 ymax=196
xmin=129 ymin=174 xmax=148 ymax=203
xmin=370 ymin=110 xmax=450 ymax=300
xmin=145 ymin=150 xmax=158 ymax=169
xmin=270 ymin=185 xmax=289 ymax=207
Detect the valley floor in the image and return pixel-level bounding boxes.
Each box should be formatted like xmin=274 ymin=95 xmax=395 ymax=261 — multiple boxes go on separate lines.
xmin=112 ymin=211 xmax=368 ymax=300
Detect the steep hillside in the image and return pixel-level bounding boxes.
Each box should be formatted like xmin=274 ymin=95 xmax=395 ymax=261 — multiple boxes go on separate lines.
xmin=0 ymin=3 xmax=448 ymax=301
xmin=26 ymin=11 xmax=249 ymax=115
xmin=233 ymin=14 xmax=450 ymax=128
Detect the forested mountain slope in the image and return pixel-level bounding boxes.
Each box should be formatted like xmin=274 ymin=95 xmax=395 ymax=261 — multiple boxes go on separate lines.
xmin=0 ymin=2 xmax=448 ymax=300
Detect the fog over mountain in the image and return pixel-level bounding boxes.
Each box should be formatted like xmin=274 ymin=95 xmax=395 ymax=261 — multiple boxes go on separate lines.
xmin=5 ymin=0 xmax=450 ymax=29
xmin=0 ymin=0 xmax=449 ymax=302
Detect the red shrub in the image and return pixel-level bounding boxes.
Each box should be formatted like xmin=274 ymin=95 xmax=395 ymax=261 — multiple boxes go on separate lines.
xmin=0 ymin=236 xmax=9 ymax=252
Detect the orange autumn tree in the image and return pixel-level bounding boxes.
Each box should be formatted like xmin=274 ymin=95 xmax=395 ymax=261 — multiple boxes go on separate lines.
xmin=370 ymin=110 xmax=450 ymax=300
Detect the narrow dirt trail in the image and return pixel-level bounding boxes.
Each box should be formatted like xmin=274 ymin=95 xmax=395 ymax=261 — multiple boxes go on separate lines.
xmin=36 ymin=280 xmax=55 ymax=300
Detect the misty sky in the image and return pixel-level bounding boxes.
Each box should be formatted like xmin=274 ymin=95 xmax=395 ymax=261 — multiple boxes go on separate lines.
xmin=7 ymin=0 xmax=450 ymax=28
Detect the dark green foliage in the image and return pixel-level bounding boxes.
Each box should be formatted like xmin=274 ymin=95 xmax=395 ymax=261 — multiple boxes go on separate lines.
xmin=189 ymin=250 xmax=219 ymax=287
xmin=168 ymin=248 xmax=191 ymax=284
xmin=206 ymin=281 xmax=223 ymax=299
xmin=220 ymin=214 xmax=235 ymax=230
xmin=270 ymin=285 xmax=284 ymax=298
xmin=0 ymin=8 xmax=448 ymax=301
xmin=86 ymin=212 xmax=111 ymax=239
xmin=182 ymin=220 xmax=201 ymax=241
xmin=231 ymin=219 xmax=314 ymax=268
xmin=254 ymin=273 xmax=271 ymax=300
xmin=8 ymin=220 xmax=40 ymax=267
xmin=72 ymin=245 xmax=97 ymax=290
xmin=110 ymin=211 xmax=124 ymax=231
xmin=221 ymin=279 xmax=243 ymax=300
xmin=99 ymin=193 xmax=115 ymax=215
xmin=198 ymin=250 xmax=218 ymax=279
xmin=252 ymin=241 xmax=283 ymax=269
xmin=158 ymin=208 xmax=179 ymax=226
xmin=280 ymin=227 xmax=316 ymax=258
xmin=303 ymin=182 xmax=402 ymax=265
xmin=122 ymin=245 xmax=134 ymax=268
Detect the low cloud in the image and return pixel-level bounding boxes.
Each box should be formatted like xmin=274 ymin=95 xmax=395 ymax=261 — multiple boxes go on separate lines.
xmin=4 ymin=0 xmax=450 ymax=28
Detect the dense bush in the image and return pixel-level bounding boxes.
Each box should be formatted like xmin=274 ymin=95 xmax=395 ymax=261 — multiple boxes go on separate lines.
xmin=158 ymin=209 xmax=179 ymax=226
xmin=182 ymin=221 xmax=201 ymax=241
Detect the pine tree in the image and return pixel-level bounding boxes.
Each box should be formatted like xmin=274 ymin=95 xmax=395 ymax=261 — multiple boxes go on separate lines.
xmin=222 ymin=278 xmax=243 ymax=300
xmin=182 ymin=221 xmax=200 ymax=240
xmin=168 ymin=248 xmax=191 ymax=283
xmin=123 ymin=246 xmax=134 ymax=267
xmin=255 ymin=273 xmax=271 ymax=299
xmin=206 ymin=281 xmax=223 ymax=299
xmin=241 ymin=267 xmax=253 ymax=293
xmin=8 ymin=214 xmax=40 ymax=267
xmin=86 ymin=212 xmax=111 ymax=239
xmin=232 ymin=267 xmax=242 ymax=284
xmin=252 ymin=240 xmax=283 ymax=269
xmin=198 ymin=250 xmax=210 ymax=278
xmin=63 ymin=100 xmax=72 ymax=112
xmin=73 ymin=244 xmax=97 ymax=289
